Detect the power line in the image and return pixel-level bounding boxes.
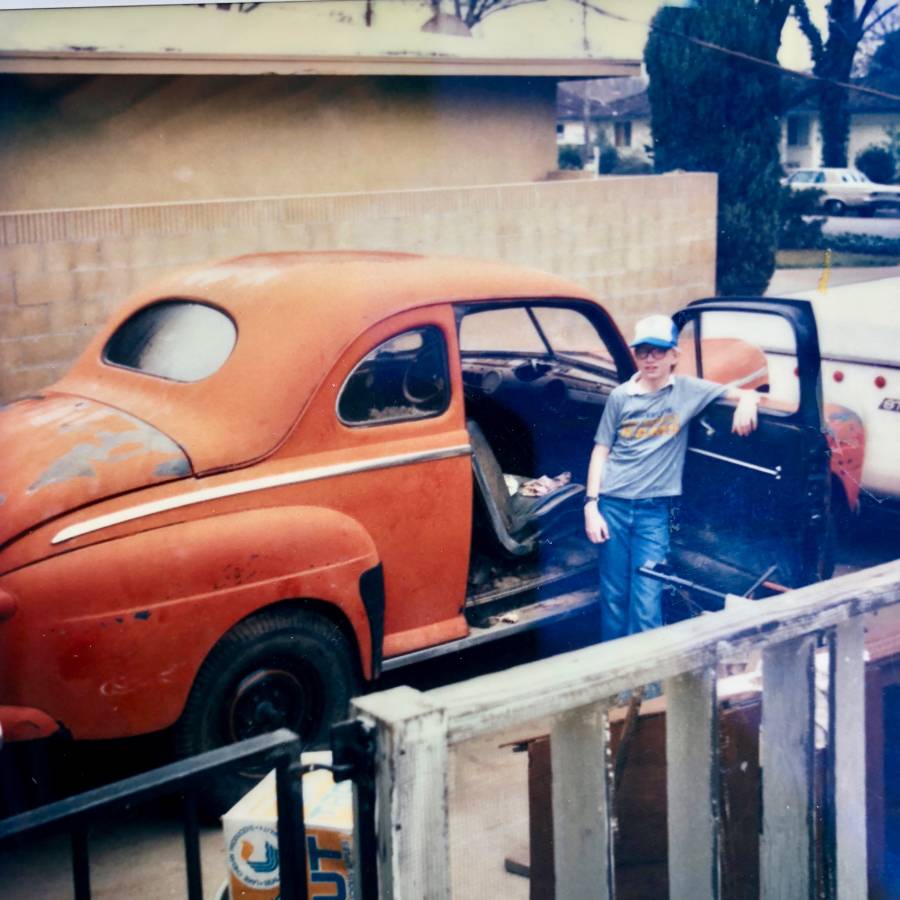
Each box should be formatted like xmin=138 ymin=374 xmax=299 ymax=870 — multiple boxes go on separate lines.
xmin=575 ymin=0 xmax=900 ymax=103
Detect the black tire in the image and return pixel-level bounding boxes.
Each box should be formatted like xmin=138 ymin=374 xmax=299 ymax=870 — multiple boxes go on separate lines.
xmin=175 ymin=608 xmax=356 ymax=815
xmin=824 ymin=199 xmax=845 ymax=217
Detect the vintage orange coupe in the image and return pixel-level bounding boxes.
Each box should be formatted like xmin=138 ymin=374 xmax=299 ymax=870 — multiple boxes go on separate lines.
xmin=0 ymin=252 xmax=837 ymax=802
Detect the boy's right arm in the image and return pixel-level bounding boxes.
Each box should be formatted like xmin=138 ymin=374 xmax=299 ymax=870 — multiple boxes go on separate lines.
xmin=585 ymin=444 xmax=610 ymax=543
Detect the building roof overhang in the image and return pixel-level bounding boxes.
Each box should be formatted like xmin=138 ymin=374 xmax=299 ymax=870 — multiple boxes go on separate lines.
xmin=0 ymin=50 xmax=641 ymax=78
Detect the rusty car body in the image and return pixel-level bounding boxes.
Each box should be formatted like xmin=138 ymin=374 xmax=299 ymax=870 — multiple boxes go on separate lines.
xmin=0 ymin=252 xmax=836 ymax=802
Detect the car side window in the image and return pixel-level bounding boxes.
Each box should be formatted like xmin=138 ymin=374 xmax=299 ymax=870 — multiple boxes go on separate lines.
xmin=337 ymin=326 xmax=450 ymax=426
xmin=814 ymin=172 xmax=825 ymax=184
xmin=103 ymin=299 xmax=237 ymax=382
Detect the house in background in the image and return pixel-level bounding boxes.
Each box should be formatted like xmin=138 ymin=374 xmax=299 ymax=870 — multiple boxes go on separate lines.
xmin=557 ymin=77 xmax=652 ymax=169
xmin=560 ymin=75 xmax=900 ymax=174
xmin=782 ymin=88 xmax=900 ymax=171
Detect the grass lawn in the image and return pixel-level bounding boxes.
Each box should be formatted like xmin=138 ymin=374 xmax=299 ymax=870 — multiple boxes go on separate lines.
xmin=777 ymin=249 xmax=900 ymax=268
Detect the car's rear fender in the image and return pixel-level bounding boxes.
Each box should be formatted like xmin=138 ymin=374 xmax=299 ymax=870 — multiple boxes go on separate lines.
xmin=0 ymin=505 xmax=380 ymax=740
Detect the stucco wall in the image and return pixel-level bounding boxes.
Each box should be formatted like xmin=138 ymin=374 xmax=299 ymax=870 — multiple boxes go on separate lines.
xmin=0 ymin=74 xmax=557 ymax=210
xmin=0 ymin=173 xmax=716 ymax=402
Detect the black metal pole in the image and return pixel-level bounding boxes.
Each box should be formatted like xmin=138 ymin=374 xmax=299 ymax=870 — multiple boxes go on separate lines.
xmin=182 ymin=791 xmax=204 ymax=900
xmin=354 ymin=772 xmax=379 ymax=900
xmin=71 ymin=825 xmax=91 ymax=900
xmin=276 ymin=754 xmax=308 ymax=900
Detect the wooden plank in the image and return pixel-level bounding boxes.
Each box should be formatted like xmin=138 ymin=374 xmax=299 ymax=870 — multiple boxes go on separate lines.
xmin=426 ymin=562 xmax=900 ymax=746
xmin=830 ymin=619 xmax=867 ymax=898
xmin=550 ymin=702 xmax=614 ymax=900
xmin=665 ymin=668 xmax=720 ymax=900
xmin=761 ymin=635 xmax=816 ymax=900
xmin=351 ymin=687 xmax=451 ymax=900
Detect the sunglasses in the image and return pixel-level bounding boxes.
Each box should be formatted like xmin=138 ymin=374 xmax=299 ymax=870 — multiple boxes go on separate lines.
xmin=634 ymin=345 xmax=670 ymax=360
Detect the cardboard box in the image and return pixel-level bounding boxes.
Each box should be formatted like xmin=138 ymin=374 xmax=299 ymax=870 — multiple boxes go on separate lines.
xmin=222 ymin=751 xmax=355 ymax=900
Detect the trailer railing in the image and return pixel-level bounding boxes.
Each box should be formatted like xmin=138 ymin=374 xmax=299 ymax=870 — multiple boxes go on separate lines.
xmin=349 ymin=560 xmax=900 ymax=899
xmin=0 ymin=729 xmax=309 ymax=900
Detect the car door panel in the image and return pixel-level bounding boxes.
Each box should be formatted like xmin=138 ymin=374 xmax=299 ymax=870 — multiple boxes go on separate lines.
xmin=671 ymin=298 xmax=830 ymax=603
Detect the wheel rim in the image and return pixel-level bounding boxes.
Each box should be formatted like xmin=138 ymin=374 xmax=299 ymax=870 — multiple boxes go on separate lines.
xmin=226 ymin=664 xmax=322 ymax=743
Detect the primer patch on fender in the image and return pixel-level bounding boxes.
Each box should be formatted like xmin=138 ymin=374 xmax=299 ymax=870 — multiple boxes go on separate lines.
xmin=28 ymin=426 xmax=185 ymax=493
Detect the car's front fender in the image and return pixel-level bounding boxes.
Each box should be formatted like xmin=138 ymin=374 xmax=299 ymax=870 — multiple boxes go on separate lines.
xmin=0 ymin=505 xmax=380 ymax=740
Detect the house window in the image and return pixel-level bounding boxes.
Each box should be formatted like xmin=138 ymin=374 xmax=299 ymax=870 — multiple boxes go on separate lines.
xmin=614 ymin=121 xmax=632 ymax=148
xmin=787 ymin=116 xmax=810 ymax=147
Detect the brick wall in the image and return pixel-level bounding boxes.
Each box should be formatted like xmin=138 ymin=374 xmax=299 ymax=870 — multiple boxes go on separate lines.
xmin=0 ymin=172 xmax=716 ymax=402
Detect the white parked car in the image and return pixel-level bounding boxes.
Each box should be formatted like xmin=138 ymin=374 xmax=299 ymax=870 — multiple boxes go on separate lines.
xmin=785 ymin=167 xmax=900 ymax=217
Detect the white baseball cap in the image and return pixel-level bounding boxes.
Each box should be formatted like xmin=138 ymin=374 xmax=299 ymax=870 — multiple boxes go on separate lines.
xmin=630 ymin=314 xmax=679 ymax=349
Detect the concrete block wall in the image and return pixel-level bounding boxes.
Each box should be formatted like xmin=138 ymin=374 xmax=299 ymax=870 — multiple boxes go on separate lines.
xmin=0 ymin=172 xmax=716 ymax=402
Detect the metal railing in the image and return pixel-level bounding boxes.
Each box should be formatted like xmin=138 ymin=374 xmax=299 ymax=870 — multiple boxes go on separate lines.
xmin=348 ymin=560 xmax=900 ymax=899
xmin=0 ymin=730 xmax=310 ymax=900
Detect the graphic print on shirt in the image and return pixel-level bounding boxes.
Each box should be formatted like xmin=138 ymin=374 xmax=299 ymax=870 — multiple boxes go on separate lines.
xmin=618 ymin=411 xmax=679 ymax=441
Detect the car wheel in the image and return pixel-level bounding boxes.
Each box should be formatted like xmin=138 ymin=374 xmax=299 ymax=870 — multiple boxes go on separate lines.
xmin=175 ymin=608 xmax=357 ymax=815
xmin=823 ymin=199 xmax=845 ymax=217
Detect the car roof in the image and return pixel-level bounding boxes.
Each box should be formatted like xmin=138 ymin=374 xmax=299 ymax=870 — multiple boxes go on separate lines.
xmin=54 ymin=252 xmax=600 ymax=474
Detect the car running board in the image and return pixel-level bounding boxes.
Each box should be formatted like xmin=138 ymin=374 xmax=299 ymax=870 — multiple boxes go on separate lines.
xmin=380 ymin=586 xmax=598 ymax=673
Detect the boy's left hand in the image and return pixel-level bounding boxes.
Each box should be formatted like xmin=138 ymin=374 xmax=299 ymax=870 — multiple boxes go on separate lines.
xmin=731 ymin=391 xmax=760 ymax=436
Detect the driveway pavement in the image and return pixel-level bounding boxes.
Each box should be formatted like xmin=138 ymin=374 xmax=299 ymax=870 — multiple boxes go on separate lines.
xmin=767 ymin=264 xmax=900 ymax=295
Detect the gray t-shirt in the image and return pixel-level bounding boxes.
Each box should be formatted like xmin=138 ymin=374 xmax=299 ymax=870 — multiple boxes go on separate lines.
xmin=594 ymin=374 xmax=726 ymax=499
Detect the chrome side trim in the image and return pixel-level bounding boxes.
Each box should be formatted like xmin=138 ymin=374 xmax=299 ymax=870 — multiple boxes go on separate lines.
xmin=688 ymin=447 xmax=782 ymax=479
xmin=51 ymin=443 xmax=472 ymax=545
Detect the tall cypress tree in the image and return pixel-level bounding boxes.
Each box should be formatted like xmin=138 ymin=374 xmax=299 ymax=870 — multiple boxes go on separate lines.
xmin=645 ymin=1 xmax=791 ymax=296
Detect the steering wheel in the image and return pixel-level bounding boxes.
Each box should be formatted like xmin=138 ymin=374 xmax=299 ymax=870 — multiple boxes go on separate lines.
xmin=401 ymin=345 xmax=445 ymax=406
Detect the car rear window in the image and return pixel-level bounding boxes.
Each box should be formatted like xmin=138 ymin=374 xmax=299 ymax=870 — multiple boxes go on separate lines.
xmin=103 ymin=300 xmax=237 ymax=382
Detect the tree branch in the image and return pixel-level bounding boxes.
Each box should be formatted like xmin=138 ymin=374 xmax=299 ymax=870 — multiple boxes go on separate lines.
xmin=792 ymin=0 xmax=825 ymax=64
xmin=861 ymin=3 xmax=898 ymax=36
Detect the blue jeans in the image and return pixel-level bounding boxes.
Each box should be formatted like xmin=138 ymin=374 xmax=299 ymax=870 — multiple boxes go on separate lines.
xmin=598 ymin=496 xmax=671 ymax=642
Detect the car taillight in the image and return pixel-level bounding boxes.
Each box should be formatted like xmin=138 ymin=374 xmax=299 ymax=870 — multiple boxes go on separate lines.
xmin=875 ymin=375 xmax=887 ymax=389
xmin=0 ymin=587 xmax=17 ymax=622
xmin=833 ymin=370 xmax=844 ymax=382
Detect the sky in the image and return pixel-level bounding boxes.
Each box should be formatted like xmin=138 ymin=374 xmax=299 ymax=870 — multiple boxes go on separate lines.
xmin=779 ymin=0 xmax=828 ymax=71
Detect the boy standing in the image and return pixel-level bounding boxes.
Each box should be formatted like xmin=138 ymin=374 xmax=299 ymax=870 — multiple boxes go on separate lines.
xmin=584 ymin=314 xmax=760 ymax=641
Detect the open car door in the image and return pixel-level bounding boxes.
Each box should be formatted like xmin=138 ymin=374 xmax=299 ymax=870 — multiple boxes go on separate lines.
xmin=667 ymin=297 xmax=830 ymax=614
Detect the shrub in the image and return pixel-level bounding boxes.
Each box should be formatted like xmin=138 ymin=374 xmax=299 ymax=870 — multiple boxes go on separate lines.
xmin=778 ymin=184 xmax=825 ymax=250
xmin=823 ymin=232 xmax=900 ymax=256
xmin=855 ymin=144 xmax=895 ymax=184
xmin=558 ymin=144 xmax=583 ymax=170
xmin=612 ymin=152 xmax=653 ymax=175
xmin=645 ymin=1 xmax=785 ymax=296
xmin=598 ymin=145 xmax=619 ymax=174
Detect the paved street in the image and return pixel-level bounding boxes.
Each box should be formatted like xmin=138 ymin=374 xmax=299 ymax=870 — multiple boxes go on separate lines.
xmin=822 ymin=212 xmax=900 ymax=240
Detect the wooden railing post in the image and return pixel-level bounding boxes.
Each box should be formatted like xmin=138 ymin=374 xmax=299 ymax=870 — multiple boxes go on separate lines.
xmin=761 ymin=635 xmax=817 ymax=900
xmin=829 ymin=617 xmax=868 ymax=898
xmin=352 ymin=687 xmax=450 ymax=900
xmin=550 ymin=700 xmax=614 ymax=900
xmin=665 ymin=667 xmax=720 ymax=900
